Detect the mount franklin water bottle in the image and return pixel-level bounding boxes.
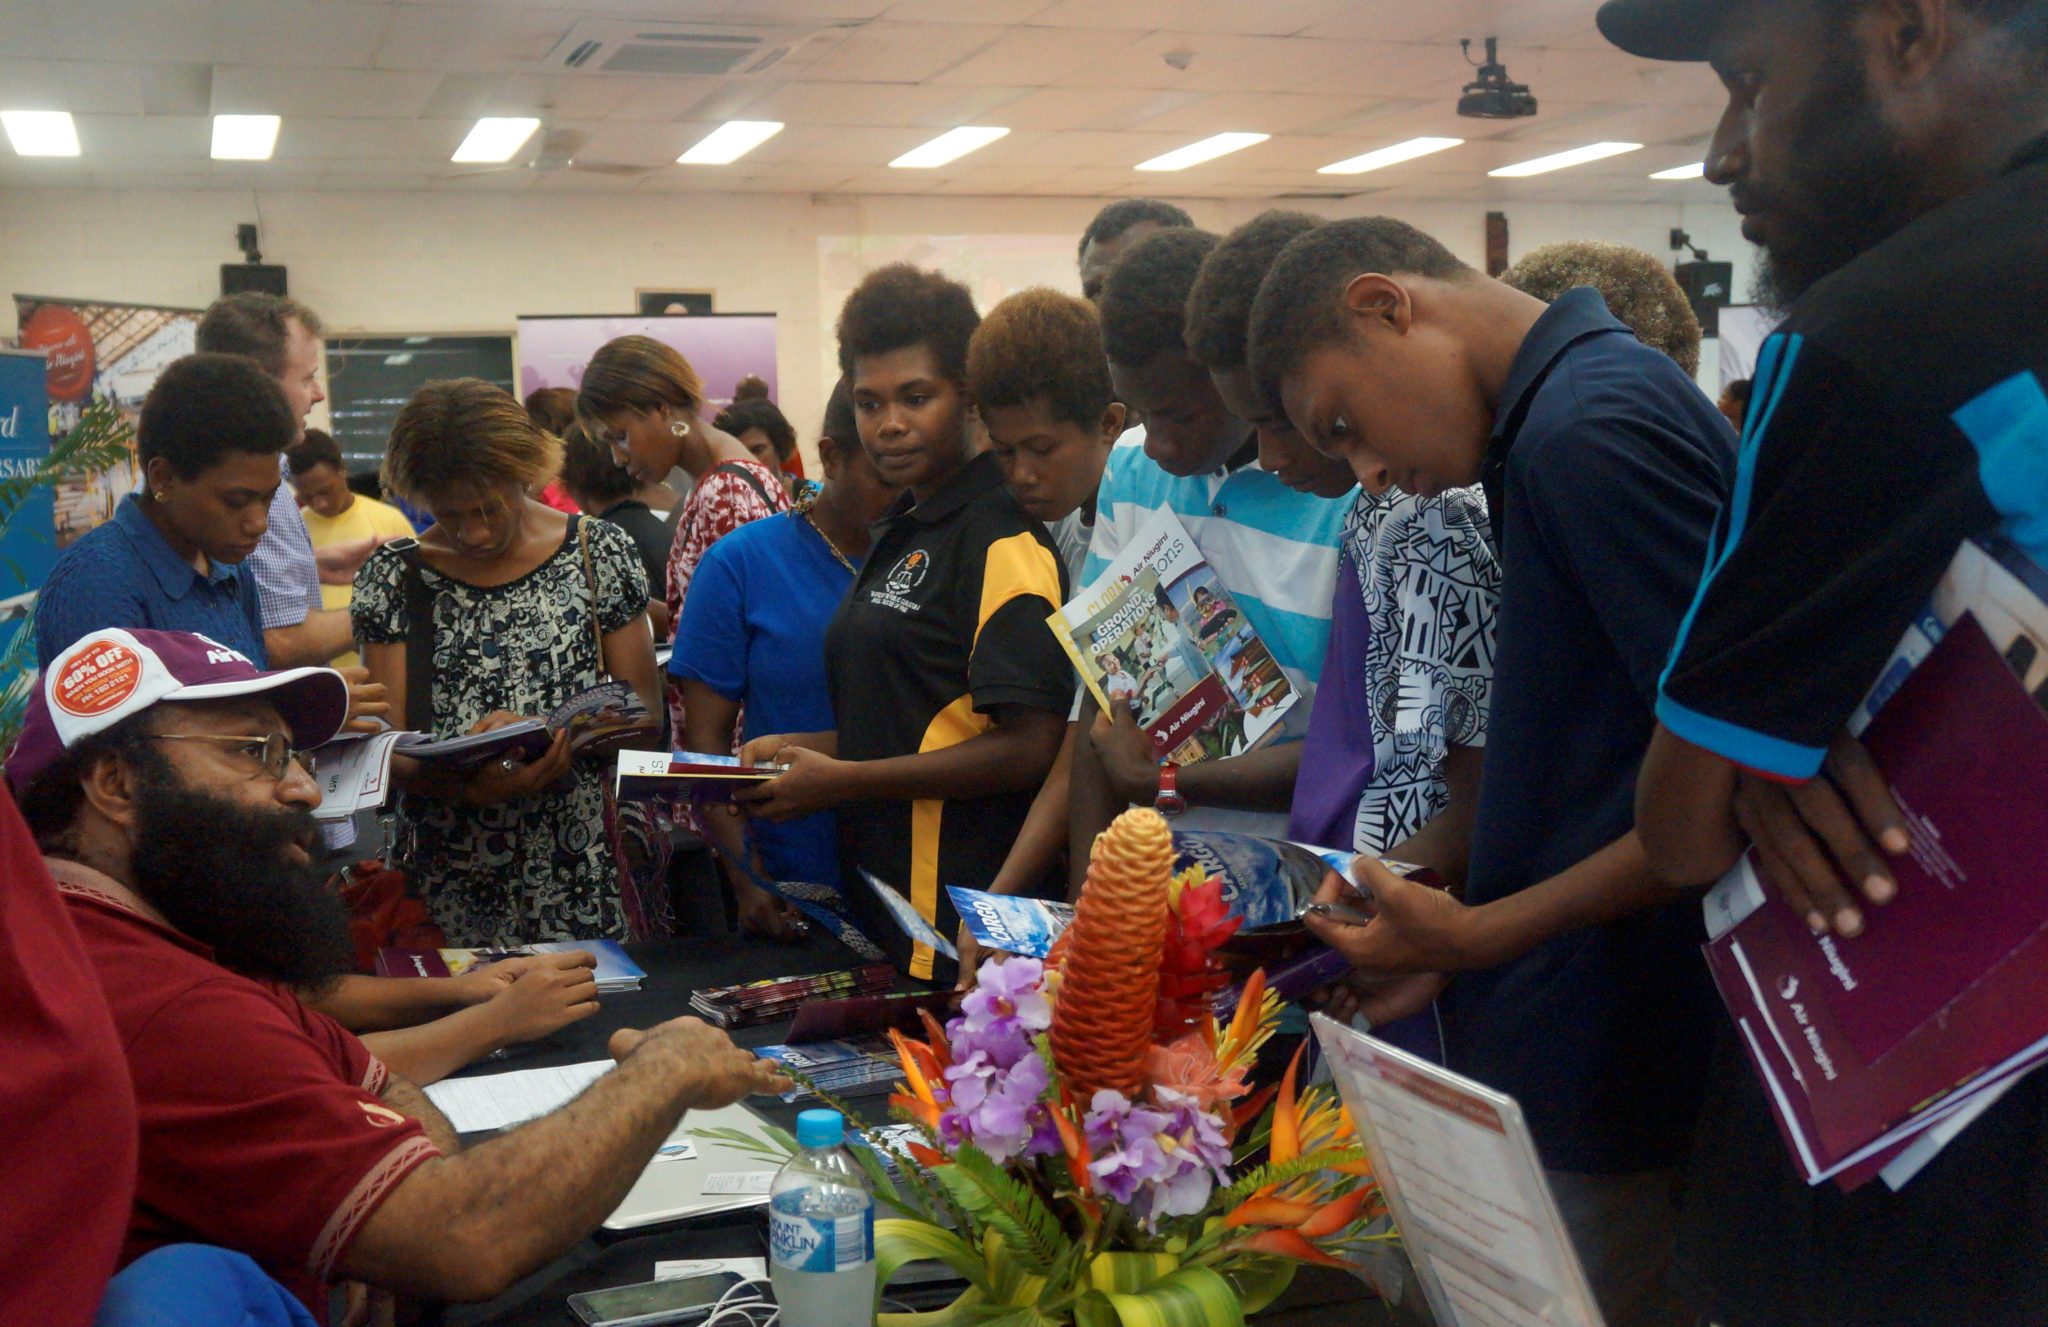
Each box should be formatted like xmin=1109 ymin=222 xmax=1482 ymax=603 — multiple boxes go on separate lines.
xmin=768 ymin=1108 xmax=876 ymax=1326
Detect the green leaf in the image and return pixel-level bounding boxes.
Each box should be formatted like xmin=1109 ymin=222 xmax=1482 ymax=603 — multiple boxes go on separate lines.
xmin=686 ymin=1125 xmax=795 ymax=1164
xmin=1087 ymin=1251 xmax=1180 ymax=1295
xmin=1074 ymin=1292 xmax=1121 ymax=1327
xmin=1212 ymin=1146 xmax=1368 ymax=1212
xmin=878 ymin=1286 xmax=987 ymax=1327
xmin=932 ymin=1146 xmax=1072 ymax=1278
xmin=1222 ymin=1257 xmax=1296 ymax=1314
xmin=875 ymin=1218 xmax=990 ymax=1298
xmin=1102 ymin=1267 xmax=1248 ymax=1327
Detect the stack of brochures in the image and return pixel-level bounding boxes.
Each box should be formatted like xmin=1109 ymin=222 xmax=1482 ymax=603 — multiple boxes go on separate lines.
xmin=1704 ymin=537 xmax=2048 ymax=1191
xmin=614 ymin=749 xmax=784 ymax=802
xmin=688 ymin=964 xmax=896 ymax=1029
xmin=754 ymin=1038 xmax=902 ymax=1103
xmin=375 ymin=939 xmax=647 ymax=994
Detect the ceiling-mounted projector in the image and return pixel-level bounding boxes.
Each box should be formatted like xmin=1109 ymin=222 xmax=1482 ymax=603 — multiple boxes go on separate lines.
xmin=1458 ymin=38 xmax=1538 ymax=119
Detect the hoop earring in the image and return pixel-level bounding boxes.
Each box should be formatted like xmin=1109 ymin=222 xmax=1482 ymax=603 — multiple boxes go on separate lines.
xmin=669 ymin=419 xmax=691 ymax=439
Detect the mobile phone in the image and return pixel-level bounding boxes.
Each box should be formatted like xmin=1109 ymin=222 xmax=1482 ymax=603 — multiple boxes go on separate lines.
xmin=566 ymin=1272 xmax=746 ymax=1326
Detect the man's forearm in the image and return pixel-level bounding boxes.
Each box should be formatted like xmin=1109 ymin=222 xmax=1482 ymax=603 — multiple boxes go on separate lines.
xmin=303 ymin=974 xmax=476 ymax=1033
xmin=381 ymin=1073 xmax=461 ymax=1154
xmin=1172 ymin=742 xmax=1299 ymax=811
xmin=1636 ymin=725 xmax=1747 ymax=885
xmin=1466 ymin=832 xmax=1682 ymax=968
xmin=838 ymin=713 xmax=1062 ymax=804
xmin=990 ymin=724 xmax=1076 ymax=896
xmin=265 ymin=608 xmax=356 ymax=668
xmin=344 ymin=1045 xmax=695 ymax=1298
xmin=363 ymin=1005 xmax=512 ymax=1088
xmin=1068 ymin=701 xmax=1119 ymax=898
xmin=1382 ymin=744 xmax=1484 ymax=893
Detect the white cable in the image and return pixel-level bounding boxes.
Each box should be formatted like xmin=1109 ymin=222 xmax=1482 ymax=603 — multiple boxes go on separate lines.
xmin=699 ymin=1277 xmax=779 ymax=1327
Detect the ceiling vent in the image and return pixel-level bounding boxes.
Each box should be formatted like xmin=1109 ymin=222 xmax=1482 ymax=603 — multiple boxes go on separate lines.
xmin=540 ymin=20 xmax=843 ymax=79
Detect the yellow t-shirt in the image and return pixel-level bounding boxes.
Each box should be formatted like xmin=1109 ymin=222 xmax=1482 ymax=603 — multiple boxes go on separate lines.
xmin=301 ymin=495 xmax=416 ymax=668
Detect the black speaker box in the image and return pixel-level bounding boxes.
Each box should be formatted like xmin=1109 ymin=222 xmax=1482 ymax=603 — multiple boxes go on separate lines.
xmin=220 ymin=263 xmax=288 ymax=296
xmin=1675 ymin=259 xmax=1733 ymax=336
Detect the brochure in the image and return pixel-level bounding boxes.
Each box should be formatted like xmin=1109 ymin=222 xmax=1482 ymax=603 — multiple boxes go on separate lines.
xmin=1704 ymin=608 xmax=2048 ymax=1188
xmin=615 ymin=749 xmax=784 ymax=802
xmin=374 ymin=939 xmax=646 ymax=994
xmin=1048 ymin=507 xmax=1295 ymax=765
xmin=755 ymin=1038 xmax=902 ymax=1103
xmin=687 ymin=964 xmax=896 ymax=1029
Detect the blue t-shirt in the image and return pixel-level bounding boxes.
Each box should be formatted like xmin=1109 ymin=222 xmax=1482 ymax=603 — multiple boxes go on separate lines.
xmin=36 ymin=493 xmax=266 ymax=669
xmin=668 ymin=511 xmax=850 ymax=889
xmin=1453 ymin=289 xmax=1737 ymax=1173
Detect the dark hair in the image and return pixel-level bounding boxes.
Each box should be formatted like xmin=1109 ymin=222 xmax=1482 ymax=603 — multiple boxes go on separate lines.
xmin=714 ymin=398 xmax=798 ymax=460
xmin=820 ymin=376 xmax=858 ymax=454
xmin=138 ymin=353 xmax=298 ymax=479
xmin=1098 ymin=227 xmax=1218 ymax=368
xmin=1247 ymin=217 xmax=1473 ymax=395
xmin=284 ymin=427 xmax=343 ymax=477
xmin=384 ymin=378 xmax=562 ymax=503
xmin=1725 ymin=377 xmax=1753 ymax=405
xmin=1077 ymin=199 xmax=1195 ymax=260
xmin=576 ymin=336 xmax=704 ymax=434
xmin=194 ymin=293 xmax=324 ymax=378
xmin=18 ymin=711 xmax=160 ymax=852
xmin=556 ymin=422 xmax=635 ymax=507
xmin=835 ymin=263 xmax=980 ymax=382
xmin=1185 ymin=210 xmax=1323 ymax=371
xmin=523 ymin=386 xmax=578 ymax=436
xmin=967 ymin=287 xmax=1114 ymax=428
xmin=732 ymin=374 xmax=771 ymax=402
xmin=1502 ymin=240 xmax=1703 ymax=376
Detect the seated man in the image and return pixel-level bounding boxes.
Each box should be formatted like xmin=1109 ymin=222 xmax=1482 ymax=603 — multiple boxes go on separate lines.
xmin=10 ymin=628 xmax=788 ymax=1322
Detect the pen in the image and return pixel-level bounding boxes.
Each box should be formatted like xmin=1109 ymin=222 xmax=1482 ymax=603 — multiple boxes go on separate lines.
xmin=1300 ymin=899 xmax=1377 ymax=927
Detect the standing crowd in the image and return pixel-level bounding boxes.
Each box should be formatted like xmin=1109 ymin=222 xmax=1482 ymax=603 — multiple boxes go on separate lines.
xmin=6 ymin=1 xmax=2046 ymax=1324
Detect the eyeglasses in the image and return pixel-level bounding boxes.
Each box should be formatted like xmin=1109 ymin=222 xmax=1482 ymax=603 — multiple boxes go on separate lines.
xmin=148 ymin=733 xmax=314 ymax=781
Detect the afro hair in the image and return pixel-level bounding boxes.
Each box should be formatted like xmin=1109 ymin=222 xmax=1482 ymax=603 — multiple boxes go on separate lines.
xmin=834 ymin=262 xmax=980 ymax=382
xmin=1246 ymin=217 xmax=1471 ymax=396
xmin=1184 ymin=210 xmax=1323 ymax=372
xmin=966 ymin=287 xmax=1114 ymax=429
xmin=1076 ymin=198 xmax=1195 ymax=261
xmin=1097 ymin=227 xmax=1219 ymax=369
xmin=1502 ymin=240 xmax=1703 ymax=376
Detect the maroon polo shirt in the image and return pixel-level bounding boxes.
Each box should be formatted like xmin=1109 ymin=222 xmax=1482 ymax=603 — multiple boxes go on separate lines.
xmin=0 ymin=794 xmax=136 ymax=1327
xmin=53 ymin=859 xmax=442 ymax=1322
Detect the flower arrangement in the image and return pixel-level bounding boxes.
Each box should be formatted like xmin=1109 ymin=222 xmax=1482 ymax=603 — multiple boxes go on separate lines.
xmin=720 ymin=807 xmax=1393 ymax=1327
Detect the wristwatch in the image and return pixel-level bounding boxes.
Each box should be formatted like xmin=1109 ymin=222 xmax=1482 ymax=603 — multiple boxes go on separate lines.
xmin=1153 ymin=762 xmax=1187 ymax=818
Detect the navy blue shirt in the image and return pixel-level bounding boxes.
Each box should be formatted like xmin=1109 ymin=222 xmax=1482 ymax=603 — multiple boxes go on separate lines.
xmin=35 ymin=493 xmax=266 ymax=670
xmin=1451 ymin=288 xmax=1735 ymax=1173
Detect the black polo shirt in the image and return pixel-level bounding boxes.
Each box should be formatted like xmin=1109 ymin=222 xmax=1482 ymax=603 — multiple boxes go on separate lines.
xmin=825 ymin=450 xmax=1072 ymax=984
xmin=1664 ymin=137 xmax=2048 ymax=1327
xmin=1452 ymin=287 xmax=1736 ymax=1173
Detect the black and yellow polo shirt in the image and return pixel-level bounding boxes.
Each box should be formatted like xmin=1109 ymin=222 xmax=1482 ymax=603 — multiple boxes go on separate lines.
xmin=826 ymin=450 xmax=1073 ymax=983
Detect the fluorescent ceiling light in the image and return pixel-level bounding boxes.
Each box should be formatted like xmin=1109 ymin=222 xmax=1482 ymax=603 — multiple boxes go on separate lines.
xmin=383 ymin=353 xmax=414 ymax=367
xmin=1649 ymin=160 xmax=1706 ymax=180
xmin=1135 ymin=132 xmax=1268 ymax=172
xmin=212 ymin=114 xmax=280 ymax=161
xmin=1318 ymin=136 xmax=1464 ymax=175
xmin=678 ymin=120 xmax=784 ymax=165
xmin=890 ymin=126 xmax=1010 ymax=169
xmin=2 ymin=111 xmax=80 ymax=157
xmin=451 ymin=117 xmax=540 ymax=164
xmin=1489 ymin=141 xmax=1643 ymax=177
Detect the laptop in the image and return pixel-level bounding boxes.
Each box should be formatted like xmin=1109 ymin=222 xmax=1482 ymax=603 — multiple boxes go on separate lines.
xmin=603 ymin=1101 xmax=783 ymax=1232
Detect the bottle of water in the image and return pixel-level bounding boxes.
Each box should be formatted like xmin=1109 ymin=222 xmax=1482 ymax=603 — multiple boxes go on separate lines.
xmin=769 ymin=1109 xmax=875 ymax=1327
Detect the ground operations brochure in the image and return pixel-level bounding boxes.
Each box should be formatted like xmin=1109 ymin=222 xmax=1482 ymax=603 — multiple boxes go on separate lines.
xmin=1048 ymin=507 xmax=1295 ymax=765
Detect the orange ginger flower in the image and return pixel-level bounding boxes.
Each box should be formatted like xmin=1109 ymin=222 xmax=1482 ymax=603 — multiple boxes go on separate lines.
xmin=1048 ymin=807 xmax=1175 ymax=1101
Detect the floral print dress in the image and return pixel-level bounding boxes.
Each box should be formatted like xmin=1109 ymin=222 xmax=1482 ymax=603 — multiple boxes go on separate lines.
xmin=352 ymin=517 xmax=649 ymax=945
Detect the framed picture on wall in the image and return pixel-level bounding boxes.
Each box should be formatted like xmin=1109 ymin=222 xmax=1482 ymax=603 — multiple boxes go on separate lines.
xmin=637 ymin=289 xmax=715 ymax=316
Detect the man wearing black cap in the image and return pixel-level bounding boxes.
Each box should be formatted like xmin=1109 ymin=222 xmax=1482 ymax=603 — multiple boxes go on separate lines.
xmin=1600 ymin=0 xmax=2048 ymax=1322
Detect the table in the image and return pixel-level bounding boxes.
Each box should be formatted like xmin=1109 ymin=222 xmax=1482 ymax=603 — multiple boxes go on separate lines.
xmin=432 ymin=932 xmax=1414 ymax=1326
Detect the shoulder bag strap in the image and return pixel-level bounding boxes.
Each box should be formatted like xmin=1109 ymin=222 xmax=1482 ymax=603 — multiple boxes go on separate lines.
xmin=575 ymin=514 xmax=612 ymax=682
xmin=388 ymin=537 xmax=435 ymax=733
xmin=676 ymin=460 xmax=779 ymax=553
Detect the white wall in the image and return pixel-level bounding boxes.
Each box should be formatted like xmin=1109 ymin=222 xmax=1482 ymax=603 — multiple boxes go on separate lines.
xmin=0 ymin=187 xmax=1756 ymax=465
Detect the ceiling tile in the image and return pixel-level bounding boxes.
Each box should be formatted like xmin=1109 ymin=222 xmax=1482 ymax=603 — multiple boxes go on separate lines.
xmin=210 ymin=65 xmax=444 ymax=117
xmin=927 ymin=26 xmax=1148 ymax=88
xmin=214 ymin=1 xmax=394 ymax=66
xmin=793 ymin=20 xmax=1008 ymax=84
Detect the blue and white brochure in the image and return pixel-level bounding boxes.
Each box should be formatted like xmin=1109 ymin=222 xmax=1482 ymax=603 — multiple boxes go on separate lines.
xmin=945 ymin=888 xmax=1075 ymax=959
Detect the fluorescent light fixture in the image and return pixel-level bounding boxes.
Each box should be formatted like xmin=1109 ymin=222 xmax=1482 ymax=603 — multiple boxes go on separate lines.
xmin=889 ymin=126 xmax=1010 ymax=169
xmin=2 ymin=111 xmax=80 ymax=157
xmin=678 ymin=120 xmax=784 ymax=165
xmin=383 ymin=353 xmax=414 ymax=367
xmin=451 ymin=116 xmax=540 ymax=164
xmin=211 ymin=114 xmax=280 ymax=161
xmin=1318 ymin=136 xmax=1464 ymax=175
xmin=1649 ymin=160 xmax=1706 ymax=180
xmin=1489 ymin=141 xmax=1643 ymax=177
xmin=1135 ymin=131 xmax=1269 ymax=172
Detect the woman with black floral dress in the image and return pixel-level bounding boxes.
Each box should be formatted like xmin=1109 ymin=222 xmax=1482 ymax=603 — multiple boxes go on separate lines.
xmin=352 ymin=379 xmax=661 ymax=945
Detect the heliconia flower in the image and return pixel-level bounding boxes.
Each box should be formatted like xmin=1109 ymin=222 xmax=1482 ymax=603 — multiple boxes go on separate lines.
xmin=1144 ymin=1031 xmax=1250 ymax=1111
xmin=1049 ymin=809 xmax=1175 ymax=1101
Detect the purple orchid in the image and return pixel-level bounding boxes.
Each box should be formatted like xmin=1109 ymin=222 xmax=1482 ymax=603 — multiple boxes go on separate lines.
xmin=940 ymin=1047 xmax=1053 ymax=1163
xmin=1082 ymin=1088 xmax=1233 ymax=1228
xmin=1083 ymin=1090 xmax=1175 ymax=1208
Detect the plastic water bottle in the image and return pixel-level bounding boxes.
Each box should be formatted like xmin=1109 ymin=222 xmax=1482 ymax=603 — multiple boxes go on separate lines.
xmin=769 ymin=1108 xmax=876 ymax=1327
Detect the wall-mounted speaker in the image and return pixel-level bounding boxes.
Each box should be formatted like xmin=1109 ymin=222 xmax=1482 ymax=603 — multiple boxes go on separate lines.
xmin=220 ymin=263 xmax=288 ymax=297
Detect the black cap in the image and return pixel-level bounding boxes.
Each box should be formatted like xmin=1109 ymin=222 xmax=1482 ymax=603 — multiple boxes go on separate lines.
xmin=1596 ymin=0 xmax=1732 ymax=62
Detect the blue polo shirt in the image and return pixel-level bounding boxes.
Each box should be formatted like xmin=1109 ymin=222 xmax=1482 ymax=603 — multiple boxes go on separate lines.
xmin=35 ymin=493 xmax=266 ymax=669
xmin=1451 ymin=288 xmax=1736 ymax=1173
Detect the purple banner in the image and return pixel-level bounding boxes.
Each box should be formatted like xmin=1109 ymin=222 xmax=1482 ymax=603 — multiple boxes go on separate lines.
xmin=515 ymin=314 xmax=777 ymax=409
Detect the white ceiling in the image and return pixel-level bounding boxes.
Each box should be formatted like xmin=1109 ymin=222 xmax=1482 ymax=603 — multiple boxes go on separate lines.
xmin=0 ymin=0 xmax=1732 ymax=203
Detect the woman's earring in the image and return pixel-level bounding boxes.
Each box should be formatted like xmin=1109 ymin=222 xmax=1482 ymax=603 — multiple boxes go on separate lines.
xmin=669 ymin=419 xmax=692 ymax=439
xmin=153 ymin=490 xmax=168 ymax=503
